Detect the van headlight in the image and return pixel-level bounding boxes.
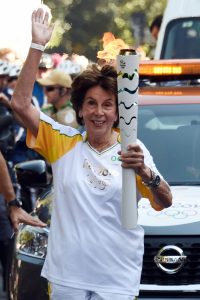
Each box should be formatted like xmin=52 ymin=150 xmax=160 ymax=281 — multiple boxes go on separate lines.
xmin=16 ymin=225 xmax=49 ymax=265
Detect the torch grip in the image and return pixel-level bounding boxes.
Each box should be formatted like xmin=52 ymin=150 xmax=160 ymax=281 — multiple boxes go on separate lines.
xmin=121 ymin=169 xmax=137 ymax=229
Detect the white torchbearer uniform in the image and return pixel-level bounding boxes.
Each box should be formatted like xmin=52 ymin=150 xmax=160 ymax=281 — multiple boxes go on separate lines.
xmin=27 ymin=112 xmax=162 ymax=296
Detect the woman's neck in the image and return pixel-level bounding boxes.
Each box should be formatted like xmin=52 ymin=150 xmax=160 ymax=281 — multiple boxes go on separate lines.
xmin=87 ymin=130 xmax=118 ymax=152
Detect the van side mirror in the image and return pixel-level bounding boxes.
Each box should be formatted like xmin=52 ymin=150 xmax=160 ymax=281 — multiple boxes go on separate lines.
xmin=15 ymin=160 xmax=48 ymax=187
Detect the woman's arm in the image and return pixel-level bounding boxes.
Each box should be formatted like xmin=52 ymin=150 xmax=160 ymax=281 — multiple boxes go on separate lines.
xmin=119 ymin=143 xmax=172 ymax=209
xmin=11 ymin=8 xmax=54 ymax=137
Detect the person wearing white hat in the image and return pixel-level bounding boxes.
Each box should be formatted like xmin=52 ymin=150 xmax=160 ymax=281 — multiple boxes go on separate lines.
xmin=38 ymin=69 xmax=79 ymax=129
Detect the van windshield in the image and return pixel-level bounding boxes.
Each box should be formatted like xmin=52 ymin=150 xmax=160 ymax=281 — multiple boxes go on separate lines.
xmin=161 ymin=17 xmax=200 ymax=59
xmin=138 ymin=104 xmax=200 ymax=185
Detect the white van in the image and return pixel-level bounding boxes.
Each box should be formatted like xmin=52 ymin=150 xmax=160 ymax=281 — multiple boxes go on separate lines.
xmin=155 ymin=0 xmax=200 ymax=59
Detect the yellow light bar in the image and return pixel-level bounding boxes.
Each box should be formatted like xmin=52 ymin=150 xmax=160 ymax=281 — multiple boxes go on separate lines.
xmin=139 ymin=59 xmax=200 ymax=76
xmin=140 ymin=90 xmax=183 ymax=96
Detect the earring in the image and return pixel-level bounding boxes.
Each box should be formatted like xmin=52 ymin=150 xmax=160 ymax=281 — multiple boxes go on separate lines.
xmin=79 ymin=111 xmax=83 ymax=118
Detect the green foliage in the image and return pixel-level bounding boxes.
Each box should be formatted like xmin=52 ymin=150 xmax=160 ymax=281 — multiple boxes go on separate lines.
xmin=44 ymin=0 xmax=167 ymax=60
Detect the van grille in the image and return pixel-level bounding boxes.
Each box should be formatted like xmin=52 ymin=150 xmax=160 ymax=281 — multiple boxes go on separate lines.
xmin=141 ymin=236 xmax=200 ymax=285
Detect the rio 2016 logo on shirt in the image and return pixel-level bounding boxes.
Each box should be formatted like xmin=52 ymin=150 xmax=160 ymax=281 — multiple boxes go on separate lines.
xmin=83 ymin=158 xmax=111 ymax=190
xmin=83 ymin=158 xmax=119 ymax=190
xmin=111 ymin=155 xmax=120 ymax=162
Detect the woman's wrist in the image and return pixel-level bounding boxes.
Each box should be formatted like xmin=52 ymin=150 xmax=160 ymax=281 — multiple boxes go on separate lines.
xmin=140 ymin=166 xmax=152 ymax=182
xmin=142 ymin=168 xmax=161 ymax=188
xmin=30 ymin=42 xmax=45 ymax=52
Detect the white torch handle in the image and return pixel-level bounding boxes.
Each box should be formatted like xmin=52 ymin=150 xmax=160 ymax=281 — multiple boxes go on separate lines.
xmin=121 ymin=169 xmax=137 ymax=229
xmin=116 ymin=50 xmax=139 ymax=229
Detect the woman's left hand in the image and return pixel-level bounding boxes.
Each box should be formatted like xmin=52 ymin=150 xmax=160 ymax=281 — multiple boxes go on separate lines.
xmin=118 ymin=143 xmax=173 ymax=209
xmin=118 ymin=143 xmax=150 ymax=178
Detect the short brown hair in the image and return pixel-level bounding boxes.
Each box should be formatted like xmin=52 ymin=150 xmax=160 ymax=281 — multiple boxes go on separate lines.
xmin=71 ymin=64 xmax=119 ymax=127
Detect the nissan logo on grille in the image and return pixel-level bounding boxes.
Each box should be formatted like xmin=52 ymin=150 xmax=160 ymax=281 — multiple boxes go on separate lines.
xmin=154 ymin=245 xmax=187 ymax=274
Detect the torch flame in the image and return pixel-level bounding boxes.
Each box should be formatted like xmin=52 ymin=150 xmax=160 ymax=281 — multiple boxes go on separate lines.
xmin=97 ymin=32 xmax=130 ymax=62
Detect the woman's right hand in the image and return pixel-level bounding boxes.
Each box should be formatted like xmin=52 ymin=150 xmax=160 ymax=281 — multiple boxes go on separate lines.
xmin=31 ymin=8 xmax=54 ymax=46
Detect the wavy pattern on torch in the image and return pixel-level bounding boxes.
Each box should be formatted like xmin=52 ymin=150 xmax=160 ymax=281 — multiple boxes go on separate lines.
xmin=120 ymin=128 xmax=136 ymax=138
xmin=120 ymin=116 xmax=137 ymax=125
xmin=117 ymin=71 xmax=137 ymax=80
xmin=118 ymin=87 xmax=138 ymax=94
xmin=118 ymin=101 xmax=137 ymax=109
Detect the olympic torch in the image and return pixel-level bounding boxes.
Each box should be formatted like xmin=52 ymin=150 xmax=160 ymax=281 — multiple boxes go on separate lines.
xmin=116 ymin=49 xmax=139 ymax=229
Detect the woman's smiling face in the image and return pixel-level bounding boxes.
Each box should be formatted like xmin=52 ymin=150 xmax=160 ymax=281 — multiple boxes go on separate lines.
xmin=79 ymin=85 xmax=118 ymax=138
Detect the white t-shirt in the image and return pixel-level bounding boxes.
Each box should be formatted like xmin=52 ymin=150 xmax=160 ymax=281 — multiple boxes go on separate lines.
xmin=27 ymin=112 xmax=161 ymax=296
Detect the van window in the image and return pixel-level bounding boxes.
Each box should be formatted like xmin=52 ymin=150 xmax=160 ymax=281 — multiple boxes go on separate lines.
xmin=138 ymin=104 xmax=200 ymax=184
xmin=161 ymin=17 xmax=200 ymax=59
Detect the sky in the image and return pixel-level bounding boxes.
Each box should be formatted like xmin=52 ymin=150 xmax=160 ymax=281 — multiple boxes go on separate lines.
xmin=0 ymin=0 xmax=43 ymax=60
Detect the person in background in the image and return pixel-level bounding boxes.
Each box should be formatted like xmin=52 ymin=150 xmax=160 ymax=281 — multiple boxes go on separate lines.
xmin=150 ymin=14 xmax=163 ymax=41
xmin=11 ymin=8 xmax=172 ymax=300
xmin=6 ymin=63 xmax=22 ymax=97
xmin=10 ymin=54 xmax=53 ymax=165
xmin=32 ymin=53 xmax=54 ymax=109
xmin=51 ymin=53 xmax=63 ymax=68
xmin=2 ymin=63 xmax=24 ymax=160
xmin=0 ymin=62 xmax=22 ymax=110
xmin=0 ymin=151 xmax=14 ymax=294
xmin=0 ymin=60 xmax=10 ymax=94
xmin=0 ymin=48 xmax=18 ymax=63
xmin=0 ymin=151 xmax=45 ymax=293
xmin=39 ymin=69 xmax=79 ymax=128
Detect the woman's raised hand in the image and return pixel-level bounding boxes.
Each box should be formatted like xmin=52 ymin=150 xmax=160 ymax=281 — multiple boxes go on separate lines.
xmin=31 ymin=8 xmax=54 ymax=46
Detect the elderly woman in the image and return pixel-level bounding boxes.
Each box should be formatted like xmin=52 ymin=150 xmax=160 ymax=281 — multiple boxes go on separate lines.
xmin=11 ymin=8 xmax=172 ymax=300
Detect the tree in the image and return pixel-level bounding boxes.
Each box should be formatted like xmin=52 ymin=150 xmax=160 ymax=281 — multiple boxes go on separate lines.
xmin=44 ymin=0 xmax=167 ymax=60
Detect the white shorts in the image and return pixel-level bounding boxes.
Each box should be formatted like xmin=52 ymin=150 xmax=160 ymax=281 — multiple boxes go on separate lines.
xmin=50 ymin=283 xmax=137 ymax=300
